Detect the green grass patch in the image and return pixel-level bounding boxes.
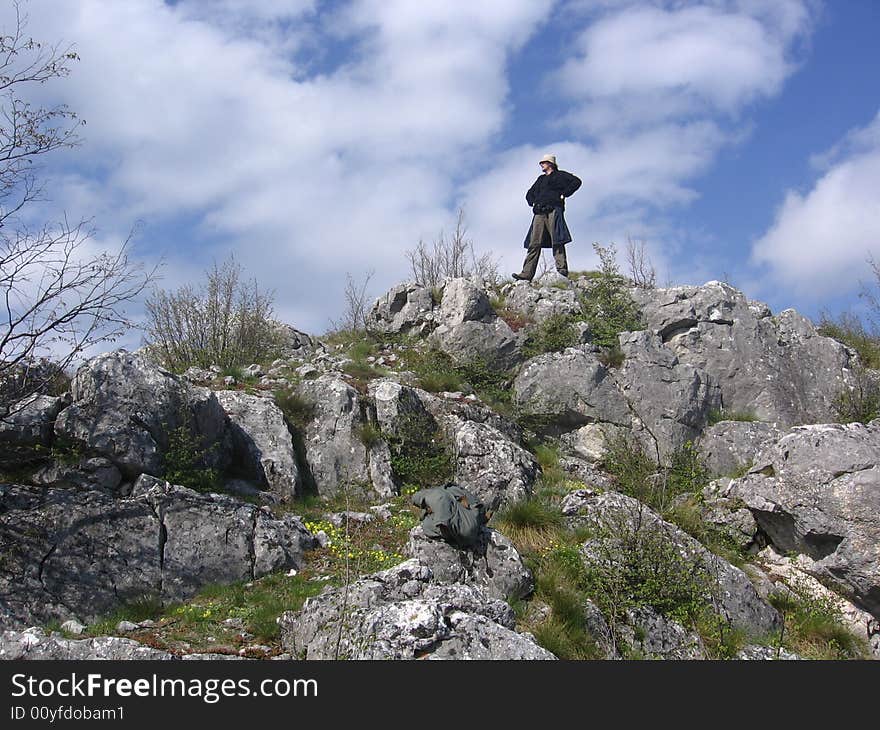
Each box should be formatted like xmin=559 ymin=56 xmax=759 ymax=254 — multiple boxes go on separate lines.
xmin=818 ymin=311 xmax=880 ymax=369
xmin=707 ymin=408 xmax=760 ymax=425
xmin=769 ymin=580 xmax=869 ymax=660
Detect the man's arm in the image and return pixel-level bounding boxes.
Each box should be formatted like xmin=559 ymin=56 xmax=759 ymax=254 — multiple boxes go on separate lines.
xmin=526 ymin=177 xmax=540 ymax=206
xmin=561 ymin=171 xmax=582 ymax=198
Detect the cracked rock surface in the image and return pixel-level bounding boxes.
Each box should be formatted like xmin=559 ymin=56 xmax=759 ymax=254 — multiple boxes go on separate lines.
xmin=278 ymin=559 xmax=554 ymax=660
xmin=730 ymin=422 xmax=880 ymax=619
xmin=0 ymin=475 xmax=315 ymax=630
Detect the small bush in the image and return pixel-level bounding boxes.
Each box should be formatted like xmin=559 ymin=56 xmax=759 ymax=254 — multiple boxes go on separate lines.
xmin=385 ymin=411 xmax=453 ymax=492
xmin=495 ymin=498 xmax=564 ymax=530
xmin=832 ymin=367 xmax=880 ymax=424
xmin=818 ymin=311 xmax=880 ymax=369
xmin=522 ymin=313 xmax=580 ymax=359
xmin=356 ymin=422 xmax=383 ymax=449
xmin=578 ymin=243 xmax=643 ymax=349
xmin=769 ymin=578 xmax=869 ymax=659
xmin=144 ymin=255 xmax=284 ymax=372
xmin=274 ymin=389 xmax=316 ymax=429
xmin=162 ymin=425 xmax=220 ymax=493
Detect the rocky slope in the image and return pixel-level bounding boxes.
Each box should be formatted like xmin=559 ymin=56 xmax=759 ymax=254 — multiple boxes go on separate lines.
xmin=1 ymin=276 xmax=877 ymax=660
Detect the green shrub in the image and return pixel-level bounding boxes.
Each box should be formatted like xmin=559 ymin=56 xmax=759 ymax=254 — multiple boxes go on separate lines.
xmin=162 ymin=425 xmax=220 ymax=493
xmin=356 ymin=422 xmax=383 ymax=449
xmin=581 ymin=514 xmax=719 ymax=633
xmin=832 ymin=367 xmax=880 ymax=424
xmin=144 ymin=255 xmax=284 ymax=372
xmin=495 ymin=498 xmax=564 ymax=530
xmin=664 ymin=440 xmax=711 ymax=506
xmin=578 ymin=243 xmax=643 ymax=349
xmin=769 ymin=578 xmax=869 ymax=659
xmin=601 ymin=433 xmax=658 ymax=506
xmin=818 ymin=311 xmax=880 ymax=369
xmin=384 ymin=410 xmax=453 ymax=492
xmin=522 ymin=313 xmax=580 ymax=359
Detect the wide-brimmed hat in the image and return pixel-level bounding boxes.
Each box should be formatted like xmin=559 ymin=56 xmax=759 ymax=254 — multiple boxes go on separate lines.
xmin=539 ymin=154 xmax=557 ymax=166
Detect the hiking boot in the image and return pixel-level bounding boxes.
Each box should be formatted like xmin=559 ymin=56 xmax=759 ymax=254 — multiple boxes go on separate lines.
xmin=512 ymin=272 xmax=531 ymax=281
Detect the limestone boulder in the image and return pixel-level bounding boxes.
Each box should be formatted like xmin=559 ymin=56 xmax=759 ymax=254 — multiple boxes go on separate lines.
xmin=0 ymin=475 xmax=315 ymax=630
xmin=405 ymin=526 xmax=534 ymax=602
xmin=698 ymin=420 xmax=783 ymax=477
xmin=632 ymin=282 xmax=856 ymax=426
xmin=216 ymin=390 xmax=300 ymax=501
xmin=428 ymin=278 xmax=521 ymax=369
xmin=730 ymin=421 xmax=880 ymax=618
xmin=278 ymin=559 xmax=554 ymax=660
xmin=366 ymin=282 xmax=436 ymax=336
xmin=53 ymin=350 xmax=231 ymax=479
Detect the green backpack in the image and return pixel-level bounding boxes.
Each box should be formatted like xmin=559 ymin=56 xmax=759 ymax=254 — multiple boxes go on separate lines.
xmin=411 ymin=483 xmax=488 ymax=549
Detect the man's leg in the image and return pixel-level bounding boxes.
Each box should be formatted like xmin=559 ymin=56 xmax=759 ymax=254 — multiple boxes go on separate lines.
xmin=517 ymin=214 xmax=550 ymax=280
xmin=552 ymin=244 xmax=568 ymax=277
xmin=546 ymin=209 xmax=569 ymax=277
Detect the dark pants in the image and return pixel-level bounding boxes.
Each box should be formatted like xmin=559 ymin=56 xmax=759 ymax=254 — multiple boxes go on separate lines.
xmin=518 ymin=211 xmax=568 ymax=280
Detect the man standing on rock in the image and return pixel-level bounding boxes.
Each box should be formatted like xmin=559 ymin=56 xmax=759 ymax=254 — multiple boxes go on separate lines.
xmin=513 ymin=154 xmax=581 ymax=282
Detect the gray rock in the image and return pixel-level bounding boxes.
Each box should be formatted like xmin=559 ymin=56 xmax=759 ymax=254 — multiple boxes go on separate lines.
xmin=116 ymin=620 xmax=139 ymax=633
xmin=632 ymin=282 xmax=856 ymax=426
xmin=274 ymin=324 xmax=325 ymax=360
xmin=501 ymin=281 xmax=582 ymax=324
xmin=0 ymin=393 xmax=68 ymax=446
xmin=31 ymin=456 xmax=123 ymax=492
xmin=448 ymin=418 xmax=539 ymax=512
xmin=182 ymin=366 xmax=215 ymax=384
xmin=557 ymin=457 xmax=615 ymax=490
xmin=561 ymin=489 xmax=781 ymax=637
xmin=428 ymin=279 xmax=521 ymax=368
xmin=736 ymin=645 xmax=803 ymax=660
xmin=560 ymin=423 xmax=627 ymax=463
xmin=616 ymin=330 xmax=721 ymax=460
xmin=296 ymin=375 xmax=389 ymax=499
xmin=730 ymin=422 xmax=880 ymax=618
xmin=616 ymin=606 xmax=708 ymax=660
xmin=54 ymin=350 xmax=231 ymax=479
xmin=60 ymin=619 xmax=85 ymax=635
xmin=698 ymin=420 xmax=783 ymax=477
xmin=0 ymin=626 xmax=242 ymax=660
xmin=216 ymin=390 xmax=300 ymax=501
xmin=513 ymin=347 xmax=630 ymax=432
xmin=0 ymin=475 xmax=315 ymax=630
xmin=406 ymin=526 xmax=534 ymax=602
xmin=0 ymin=627 xmax=175 ymax=660
xmin=278 ymin=559 xmax=554 ymax=660
xmin=367 ymin=282 xmax=436 ymax=336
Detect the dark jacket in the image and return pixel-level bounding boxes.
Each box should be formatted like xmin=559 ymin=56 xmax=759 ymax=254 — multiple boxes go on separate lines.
xmin=526 ymin=169 xmax=582 ymax=210
xmin=523 ymin=169 xmax=581 ymax=249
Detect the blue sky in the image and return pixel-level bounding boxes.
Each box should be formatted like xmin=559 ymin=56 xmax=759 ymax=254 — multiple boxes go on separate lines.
xmin=5 ymin=0 xmax=880 ymax=342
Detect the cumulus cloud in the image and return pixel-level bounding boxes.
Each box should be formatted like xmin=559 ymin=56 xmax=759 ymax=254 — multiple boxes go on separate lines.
xmin=4 ymin=0 xmax=553 ymax=331
xmin=751 ymin=110 xmax=880 ymax=299
xmin=1 ymin=0 xmax=821 ymax=334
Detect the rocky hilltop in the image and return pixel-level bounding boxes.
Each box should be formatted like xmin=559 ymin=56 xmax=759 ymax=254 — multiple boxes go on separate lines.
xmin=2 ymin=274 xmax=878 ymax=660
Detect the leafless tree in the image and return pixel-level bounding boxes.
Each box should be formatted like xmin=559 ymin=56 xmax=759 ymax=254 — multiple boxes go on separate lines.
xmin=406 ymin=208 xmax=500 ymax=288
xmin=1 ymin=5 xmax=156 ymax=417
xmin=328 ymin=269 xmax=375 ymax=335
xmin=143 ymin=255 xmax=281 ymax=371
xmin=624 ymin=236 xmax=656 ymax=289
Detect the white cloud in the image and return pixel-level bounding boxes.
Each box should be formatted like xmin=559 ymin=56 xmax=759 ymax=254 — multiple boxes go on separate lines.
xmin=751 ymin=110 xmax=880 ymax=299
xmin=3 ymin=0 xmax=554 ymax=331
